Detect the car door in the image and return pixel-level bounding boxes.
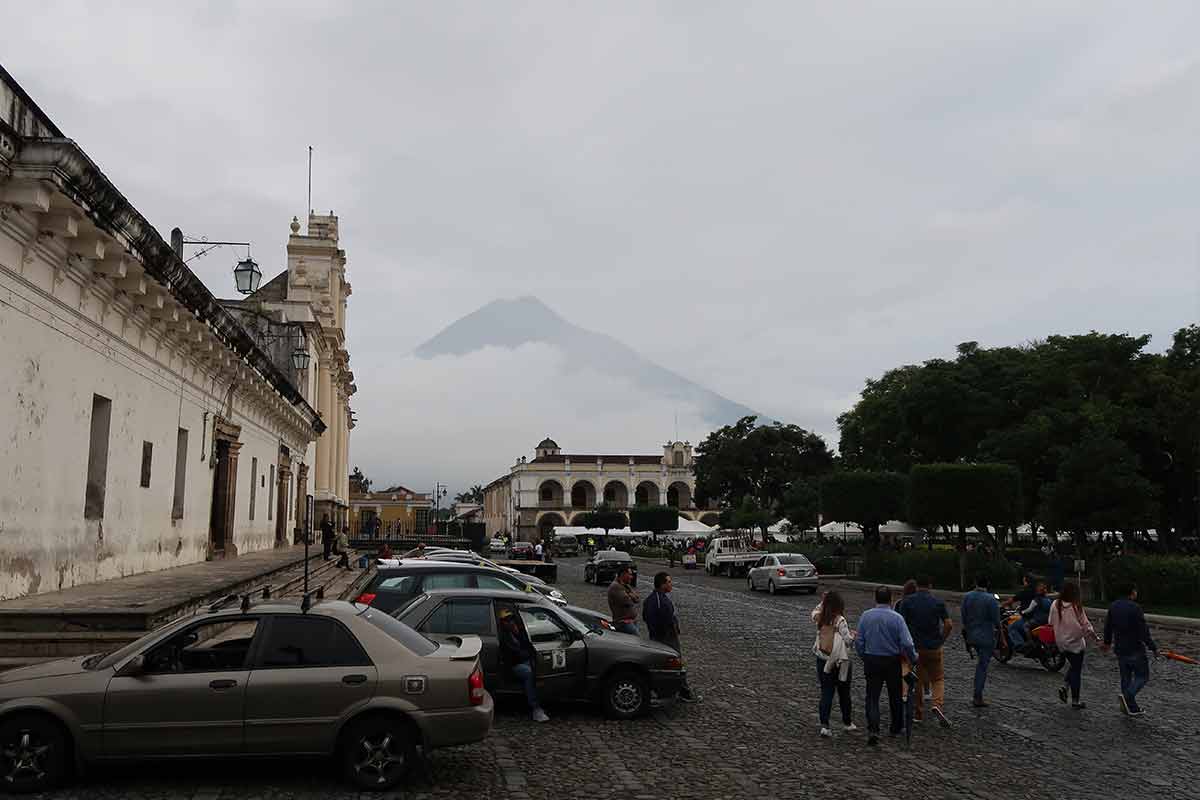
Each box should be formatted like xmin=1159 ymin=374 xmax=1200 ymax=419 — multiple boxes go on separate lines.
xmin=415 ymin=598 xmax=500 ymax=686
xmin=749 ymin=556 xmax=765 ymax=588
xmin=242 ymin=615 xmax=377 ymax=754
xmin=103 ymin=617 xmax=260 ymax=757
xmin=517 ymin=604 xmax=586 ymax=701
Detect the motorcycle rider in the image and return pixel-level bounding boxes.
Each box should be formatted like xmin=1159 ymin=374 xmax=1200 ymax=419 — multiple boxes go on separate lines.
xmin=1009 ymin=581 xmax=1052 ymax=654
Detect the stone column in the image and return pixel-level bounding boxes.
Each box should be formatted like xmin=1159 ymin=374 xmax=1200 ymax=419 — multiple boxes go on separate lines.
xmin=330 ymin=388 xmax=343 ymax=501
xmin=315 ymin=361 xmax=332 ymax=492
xmin=275 ymin=456 xmax=292 ymax=547
xmin=294 ymin=462 xmax=309 ymax=543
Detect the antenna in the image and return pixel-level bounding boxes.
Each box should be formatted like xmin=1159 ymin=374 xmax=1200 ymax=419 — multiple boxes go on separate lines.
xmin=306 ymin=146 xmax=313 ymax=232
xmin=674 ymin=411 xmax=679 ymax=442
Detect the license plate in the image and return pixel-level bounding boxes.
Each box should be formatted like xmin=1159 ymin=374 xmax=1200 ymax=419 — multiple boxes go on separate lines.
xmin=552 ymin=649 xmax=567 ymax=669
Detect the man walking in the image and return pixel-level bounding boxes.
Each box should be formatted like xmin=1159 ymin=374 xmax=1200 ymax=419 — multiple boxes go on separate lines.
xmin=855 ymin=586 xmax=918 ymax=746
xmin=961 ymin=574 xmax=1001 ymax=708
xmin=643 ymin=572 xmax=699 ymax=703
xmin=1102 ymin=582 xmax=1158 ymax=716
xmin=607 ymin=565 xmax=640 ymax=635
xmin=320 ymin=514 xmax=334 ymax=561
xmin=899 ymin=575 xmax=952 ymax=727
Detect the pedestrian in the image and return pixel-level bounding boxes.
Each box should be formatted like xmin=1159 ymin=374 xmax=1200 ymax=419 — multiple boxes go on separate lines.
xmin=1050 ymin=580 xmax=1100 ymax=709
xmin=335 ymin=526 xmax=352 ymax=569
xmin=961 ymin=574 xmax=1001 ymax=707
xmin=854 ymin=585 xmax=918 ymax=747
xmin=378 ymin=542 xmax=394 ymax=560
xmin=320 ymin=514 xmax=334 ymax=560
xmin=607 ymin=565 xmax=640 ymax=635
xmin=811 ymin=590 xmax=856 ymax=737
xmin=1004 ymin=574 xmax=1037 ymax=653
xmin=534 ymin=540 xmax=544 ymax=560
xmin=496 ymin=606 xmax=549 ymax=722
xmin=643 ymin=572 xmax=699 ymax=703
xmin=1102 ymin=582 xmax=1157 ymax=716
xmin=899 ymin=575 xmax=953 ymax=727
xmin=894 ymin=579 xmax=917 ymax=613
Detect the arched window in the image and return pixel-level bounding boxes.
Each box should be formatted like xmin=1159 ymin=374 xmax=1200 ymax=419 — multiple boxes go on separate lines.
xmin=674 ymin=451 xmax=684 ymax=467
xmin=541 ymin=485 xmax=553 ymax=502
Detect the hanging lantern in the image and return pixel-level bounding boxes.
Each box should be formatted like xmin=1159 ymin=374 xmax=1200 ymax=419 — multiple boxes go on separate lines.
xmin=291 ymin=347 xmax=311 ymax=371
xmin=233 ymin=256 xmax=262 ymax=294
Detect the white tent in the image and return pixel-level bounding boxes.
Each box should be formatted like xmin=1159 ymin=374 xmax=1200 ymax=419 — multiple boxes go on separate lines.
xmin=553 ymin=514 xmax=712 ymax=541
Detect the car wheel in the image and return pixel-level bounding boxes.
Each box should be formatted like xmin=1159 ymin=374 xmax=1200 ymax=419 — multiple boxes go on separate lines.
xmin=602 ymin=670 xmax=649 ymax=720
xmin=0 ymin=713 xmax=69 ymax=794
xmin=341 ymin=714 xmax=415 ymax=791
xmin=768 ymin=580 xmax=777 ymax=595
xmin=747 ymin=576 xmax=755 ymax=592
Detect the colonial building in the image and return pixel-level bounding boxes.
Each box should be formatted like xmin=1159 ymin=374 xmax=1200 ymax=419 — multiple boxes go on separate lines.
xmin=0 ymin=64 xmax=352 ymax=599
xmin=482 ymin=438 xmax=720 ymax=541
xmin=348 ymin=482 xmax=433 ymax=538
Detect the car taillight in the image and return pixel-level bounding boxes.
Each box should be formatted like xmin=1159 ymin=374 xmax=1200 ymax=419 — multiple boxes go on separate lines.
xmin=777 ymin=568 xmax=786 ymax=577
xmin=355 ymin=593 xmax=377 ymax=606
xmin=663 ymin=656 xmax=683 ymax=670
xmin=468 ymin=666 xmax=485 ymax=706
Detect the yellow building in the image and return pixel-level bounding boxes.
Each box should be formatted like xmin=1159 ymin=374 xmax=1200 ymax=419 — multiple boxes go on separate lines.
xmin=349 ymin=482 xmax=433 ymax=538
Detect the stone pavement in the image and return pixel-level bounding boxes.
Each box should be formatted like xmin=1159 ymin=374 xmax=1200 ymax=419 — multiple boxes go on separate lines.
xmin=26 ymin=557 xmax=1200 ymax=799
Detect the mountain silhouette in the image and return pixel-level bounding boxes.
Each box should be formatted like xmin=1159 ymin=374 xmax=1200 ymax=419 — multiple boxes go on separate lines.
xmin=415 ymin=296 xmax=764 ymax=427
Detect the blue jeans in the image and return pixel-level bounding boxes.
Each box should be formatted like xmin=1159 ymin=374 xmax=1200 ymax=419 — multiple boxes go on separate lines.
xmin=615 ymin=621 xmax=639 ymax=636
xmin=816 ymin=656 xmax=852 ymax=726
xmin=1063 ymin=650 xmax=1084 ymax=703
xmin=973 ymin=643 xmax=993 ymax=700
xmin=1118 ymin=652 xmax=1149 ymax=712
xmin=511 ymin=661 xmax=540 ymax=710
xmin=1008 ymin=620 xmax=1027 ymax=651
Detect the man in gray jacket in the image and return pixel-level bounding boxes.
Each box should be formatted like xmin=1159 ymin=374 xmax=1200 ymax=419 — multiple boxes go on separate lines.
xmin=607 ymin=566 xmax=640 ymax=635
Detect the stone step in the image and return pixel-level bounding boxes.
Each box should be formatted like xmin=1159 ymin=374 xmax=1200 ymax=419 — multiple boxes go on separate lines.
xmin=0 ymin=631 xmax=139 ymax=659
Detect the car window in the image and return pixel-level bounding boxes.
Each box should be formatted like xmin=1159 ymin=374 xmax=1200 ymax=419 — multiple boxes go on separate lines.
xmin=518 ymin=606 xmax=571 ymax=644
xmin=257 ymin=616 xmax=371 ymax=668
xmin=422 ymin=573 xmax=473 ymax=590
xmin=144 ymin=619 xmax=259 ymax=674
xmin=476 ymin=574 xmax=524 ymax=592
xmin=376 ymin=575 xmax=418 ymax=592
xmin=776 ymin=555 xmax=812 ymax=566
xmin=421 ymin=600 xmax=494 ymax=635
xmin=361 ymin=607 xmax=438 ymax=655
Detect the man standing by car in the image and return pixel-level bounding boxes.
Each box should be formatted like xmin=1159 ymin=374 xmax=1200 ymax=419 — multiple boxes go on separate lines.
xmin=497 ymin=607 xmax=550 ymax=723
xmin=608 ymin=565 xmax=640 ymax=635
xmin=854 ymin=585 xmax=919 ymax=746
xmin=899 ymin=575 xmax=952 ymax=727
xmin=643 ymin=572 xmax=699 ymax=703
xmin=961 ymin=574 xmax=1001 ymax=708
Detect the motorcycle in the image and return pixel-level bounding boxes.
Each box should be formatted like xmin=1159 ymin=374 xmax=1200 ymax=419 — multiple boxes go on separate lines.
xmin=994 ymin=608 xmax=1066 ymax=672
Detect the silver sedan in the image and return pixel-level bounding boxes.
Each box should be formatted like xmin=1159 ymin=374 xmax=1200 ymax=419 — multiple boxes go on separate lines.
xmin=747 ymin=554 xmax=819 ymax=594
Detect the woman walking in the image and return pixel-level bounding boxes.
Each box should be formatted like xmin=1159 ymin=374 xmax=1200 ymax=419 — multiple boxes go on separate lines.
xmin=811 ymin=591 xmax=857 ymax=737
xmin=1050 ymin=581 xmax=1099 ymax=709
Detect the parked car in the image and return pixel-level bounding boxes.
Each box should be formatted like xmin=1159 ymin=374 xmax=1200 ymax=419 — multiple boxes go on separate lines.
xmin=356 ymin=561 xmax=566 ymax=614
xmin=584 ymin=551 xmax=638 ymax=586
xmin=0 ymin=597 xmax=492 ymax=793
xmin=508 ymin=541 xmax=535 ymax=560
xmin=381 ymin=552 xmax=553 ymax=589
xmin=747 ymin=553 xmax=819 ymax=594
xmin=552 ymin=533 xmax=579 ymax=557
xmin=488 ymin=538 xmax=507 ymax=554
xmin=395 ymin=589 xmax=685 ymax=718
xmin=704 ymin=536 xmax=761 ymax=577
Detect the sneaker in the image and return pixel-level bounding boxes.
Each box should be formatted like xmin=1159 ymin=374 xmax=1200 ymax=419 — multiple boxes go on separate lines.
xmin=867 ymin=735 xmax=879 ymax=747
xmin=678 ymin=691 xmax=700 ymax=704
xmin=820 ymin=727 xmax=832 ymax=738
xmin=972 ymin=698 xmax=989 ymax=708
xmin=532 ymin=708 xmax=550 ymax=723
xmin=1128 ymin=707 xmax=1145 ymax=717
xmin=1119 ymin=693 xmax=1130 ymax=715
xmin=843 ymin=722 xmax=859 ymax=732
xmin=1058 ymin=686 xmax=1068 ymax=704
xmin=1071 ymin=702 xmax=1087 ymax=710
xmin=932 ymin=707 xmax=951 ymax=728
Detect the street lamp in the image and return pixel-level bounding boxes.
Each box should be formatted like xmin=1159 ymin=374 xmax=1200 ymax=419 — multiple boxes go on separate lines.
xmin=289 ymin=327 xmax=310 ymax=371
xmin=233 ymin=255 xmax=262 ymax=294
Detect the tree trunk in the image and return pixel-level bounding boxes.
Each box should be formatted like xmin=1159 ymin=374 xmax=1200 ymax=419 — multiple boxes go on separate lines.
xmin=957 ymin=525 xmax=968 ymax=592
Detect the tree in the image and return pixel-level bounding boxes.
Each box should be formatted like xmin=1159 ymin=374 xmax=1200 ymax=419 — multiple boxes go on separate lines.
xmin=455 ymin=484 xmax=484 ymax=504
xmin=694 ymin=415 xmax=834 ymax=517
xmin=350 ymin=466 xmax=372 ymax=494
xmin=782 ymin=480 xmax=819 ymax=531
xmin=820 ymin=471 xmax=907 ymax=551
xmin=729 ymin=497 xmax=775 ymax=542
xmin=629 ymin=505 xmax=679 ymax=536
xmin=576 ymin=503 xmax=628 ymax=537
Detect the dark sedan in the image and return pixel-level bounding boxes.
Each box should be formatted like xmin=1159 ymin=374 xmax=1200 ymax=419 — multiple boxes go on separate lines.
xmin=356 ymin=562 xmax=559 ymax=614
xmin=395 ymin=590 xmax=685 ymax=719
xmin=584 ymin=551 xmax=637 ymax=586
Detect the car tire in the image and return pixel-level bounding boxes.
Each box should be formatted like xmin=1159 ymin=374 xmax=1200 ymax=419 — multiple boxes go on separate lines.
xmin=768 ymin=580 xmax=777 ymax=595
xmin=341 ymin=714 xmax=416 ymax=792
xmin=0 ymin=712 xmax=70 ymax=794
xmin=747 ymin=576 xmax=755 ymax=592
xmin=602 ymin=670 xmax=649 ymax=720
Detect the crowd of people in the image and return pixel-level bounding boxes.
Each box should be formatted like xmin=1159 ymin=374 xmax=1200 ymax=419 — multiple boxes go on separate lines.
xmin=810 ymin=574 xmax=1160 ymax=745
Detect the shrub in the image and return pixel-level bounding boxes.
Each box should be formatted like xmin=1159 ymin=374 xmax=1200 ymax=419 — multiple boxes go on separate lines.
xmin=629 ymin=546 xmax=671 ymax=560
xmin=861 ymin=550 xmax=1017 ymax=592
xmin=1104 ymin=555 xmax=1200 ymax=607
xmin=629 ymin=505 xmax=679 ymax=533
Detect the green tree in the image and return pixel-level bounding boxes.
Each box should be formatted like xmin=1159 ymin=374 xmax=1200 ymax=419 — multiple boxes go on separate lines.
xmin=576 ymin=503 xmax=628 ymax=537
xmin=725 ymin=497 xmax=774 ymax=542
xmin=782 ymin=480 xmax=819 ymax=531
xmin=455 ymin=484 xmax=484 ymax=504
xmin=820 ymin=471 xmax=907 ymax=551
xmin=628 ymin=505 xmax=679 ymax=536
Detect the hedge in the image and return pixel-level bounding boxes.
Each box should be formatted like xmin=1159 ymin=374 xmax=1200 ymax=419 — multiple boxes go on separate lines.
xmin=1103 ymin=555 xmax=1200 ymax=607
xmin=861 ymin=550 xmax=1018 ymax=592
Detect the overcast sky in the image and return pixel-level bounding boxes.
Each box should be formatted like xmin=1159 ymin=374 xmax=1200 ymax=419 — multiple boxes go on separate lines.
xmin=8 ymin=2 xmax=1199 ymax=494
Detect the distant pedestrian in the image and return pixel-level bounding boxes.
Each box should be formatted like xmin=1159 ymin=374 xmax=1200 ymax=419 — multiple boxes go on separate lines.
xmin=1102 ymin=582 xmax=1157 ymax=716
xmin=335 ymin=526 xmax=351 ymax=569
xmin=811 ymin=590 xmax=856 ymax=737
xmin=1051 ymin=581 xmax=1099 ymax=709
xmin=961 ymin=574 xmax=1001 ymax=707
xmin=899 ymin=575 xmax=952 ymax=727
xmin=320 ymin=514 xmax=334 ymax=560
xmin=643 ymin=572 xmax=698 ymax=703
xmin=854 ymin=585 xmax=918 ymax=746
xmin=534 ymin=540 xmax=544 ymax=560
xmin=607 ymin=565 xmax=640 ymax=635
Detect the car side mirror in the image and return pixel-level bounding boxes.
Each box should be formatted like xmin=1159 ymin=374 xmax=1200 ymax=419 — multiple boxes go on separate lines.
xmin=568 ymin=629 xmax=584 ymax=642
xmin=115 ymin=654 xmax=145 ymax=677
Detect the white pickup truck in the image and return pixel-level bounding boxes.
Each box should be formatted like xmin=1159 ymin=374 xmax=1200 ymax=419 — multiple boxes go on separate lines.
xmin=703 ymin=536 xmax=763 ymax=577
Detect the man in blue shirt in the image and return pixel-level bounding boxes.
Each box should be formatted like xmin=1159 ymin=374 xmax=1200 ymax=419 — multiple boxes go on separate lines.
xmin=1102 ymin=582 xmax=1157 ymax=716
xmin=960 ymin=575 xmax=1001 ymax=707
xmin=899 ymin=575 xmax=952 ymax=727
xmin=855 ymin=585 xmax=918 ymax=746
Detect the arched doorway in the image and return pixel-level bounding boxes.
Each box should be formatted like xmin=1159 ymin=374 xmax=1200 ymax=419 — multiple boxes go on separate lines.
xmin=539 ymin=480 xmax=564 ymax=507
xmin=538 ymin=512 xmax=566 ymax=539
xmin=667 ymin=481 xmax=692 ymax=509
xmin=634 ymin=481 xmax=660 ymax=506
xmin=603 ymin=481 xmax=628 ymax=507
xmin=571 ymin=481 xmax=596 ymax=509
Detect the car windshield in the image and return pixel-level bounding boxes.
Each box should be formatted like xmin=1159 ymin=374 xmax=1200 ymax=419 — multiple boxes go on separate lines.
xmin=360 ymin=605 xmax=438 ymax=655
xmin=776 ymin=555 xmax=813 ymax=565
xmin=598 ymin=552 xmax=631 ymax=561
xmin=86 ymin=614 xmax=194 ymax=670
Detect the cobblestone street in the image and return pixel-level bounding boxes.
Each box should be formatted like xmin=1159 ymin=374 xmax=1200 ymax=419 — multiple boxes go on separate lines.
xmin=35 ymin=558 xmax=1200 ymax=799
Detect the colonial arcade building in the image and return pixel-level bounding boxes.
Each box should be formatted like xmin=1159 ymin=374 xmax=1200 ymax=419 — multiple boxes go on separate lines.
xmin=482 ymin=438 xmax=720 ymax=542
xmin=0 ymin=65 xmax=355 ymax=599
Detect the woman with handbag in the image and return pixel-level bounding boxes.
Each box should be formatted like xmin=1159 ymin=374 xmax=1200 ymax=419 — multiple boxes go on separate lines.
xmin=1050 ymin=581 xmax=1099 ymax=709
xmin=811 ymin=590 xmax=857 ymax=737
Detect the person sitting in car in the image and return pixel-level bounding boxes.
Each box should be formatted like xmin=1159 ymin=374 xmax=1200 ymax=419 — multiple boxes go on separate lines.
xmin=497 ymin=607 xmax=549 ymax=723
